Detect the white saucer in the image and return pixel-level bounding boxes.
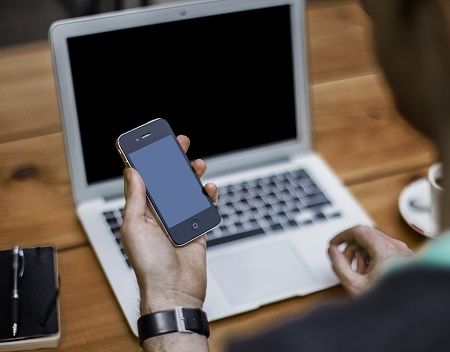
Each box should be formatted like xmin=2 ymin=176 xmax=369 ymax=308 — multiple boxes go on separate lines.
xmin=398 ymin=178 xmax=437 ymax=238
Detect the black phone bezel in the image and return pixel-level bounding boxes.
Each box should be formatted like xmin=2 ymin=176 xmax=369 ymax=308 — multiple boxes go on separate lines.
xmin=117 ymin=118 xmax=221 ymax=246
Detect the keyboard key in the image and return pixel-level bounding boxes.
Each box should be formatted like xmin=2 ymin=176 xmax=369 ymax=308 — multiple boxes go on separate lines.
xmin=328 ymin=212 xmax=342 ymax=219
xmin=106 ymin=217 xmax=118 ymax=226
xmin=207 ymin=228 xmax=265 ymax=247
xmin=110 ymin=224 xmax=121 ymax=232
xmin=305 ymin=197 xmax=330 ymax=209
xmin=103 ymin=211 xmax=115 ymax=219
xmin=287 ymin=219 xmax=299 ymax=228
xmin=304 ymin=185 xmax=321 ymax=195
xmin=315 ymin=212 xmax=327 ymax=221
xmin=293 ymin=169 xmax=308 ymax=179
xmin=268 ymin=181 xmax=277 ymax=187
xmin=111 ymin=227 xmax=121 ymax=236
xmin=270 ymin=223 xmax=284 ymax=232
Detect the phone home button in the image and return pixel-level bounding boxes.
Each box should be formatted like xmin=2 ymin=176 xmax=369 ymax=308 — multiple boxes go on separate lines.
xmin=192 ymin=220 xmax=200 ymax=230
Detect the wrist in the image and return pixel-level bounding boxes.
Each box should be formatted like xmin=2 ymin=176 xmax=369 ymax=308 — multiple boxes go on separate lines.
xmin=142 ymin=332 xmax=209 ymax=352
xmin=138 ymin=305 xmax=210 ymax=352
xmin=140 ymin=289 xmax=204 ymax=315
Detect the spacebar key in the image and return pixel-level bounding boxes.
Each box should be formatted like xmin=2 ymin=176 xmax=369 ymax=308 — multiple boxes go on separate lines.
xmin=207 ymin=228 xmax=265 ymax=248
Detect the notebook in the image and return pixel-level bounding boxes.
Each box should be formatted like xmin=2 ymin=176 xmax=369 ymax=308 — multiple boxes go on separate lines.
xmin=0 ymin=247 xmax=61 ymax=351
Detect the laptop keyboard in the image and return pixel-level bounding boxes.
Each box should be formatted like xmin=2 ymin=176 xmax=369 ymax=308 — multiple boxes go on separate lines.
xmin=102 ymin=209 xmax=131 ymax=267
xmin=208 ymin=168 xmax=341 ymax=247
xmin=102 ymin=168 xmax=341 ymax=265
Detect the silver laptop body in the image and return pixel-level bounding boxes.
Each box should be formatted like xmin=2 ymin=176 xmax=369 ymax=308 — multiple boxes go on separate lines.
xmin=50 ymin=0 xmax=372 ymax=335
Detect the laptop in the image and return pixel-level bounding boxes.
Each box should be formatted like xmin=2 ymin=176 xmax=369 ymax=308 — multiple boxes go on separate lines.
xmin=50 ymin=0 xmax=372 ymax=335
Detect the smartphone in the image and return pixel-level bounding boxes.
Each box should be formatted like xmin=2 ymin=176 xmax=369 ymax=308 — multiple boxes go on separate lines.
xmin=116 ymin=118 xmax=221 ymax=246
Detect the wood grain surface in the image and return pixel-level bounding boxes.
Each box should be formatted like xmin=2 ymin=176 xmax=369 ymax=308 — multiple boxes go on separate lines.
xmin=0 ymin=0 xmax=436 ymax=351
xmin=313 ymin=73 xmax=436 ymax=184
xmin=0 ymin=42 xmax=60 ymax=143
xmin=0 ymin=133 xmax=85 ymax=249
xmin=307 ymin=0 xmax=377 ymax=83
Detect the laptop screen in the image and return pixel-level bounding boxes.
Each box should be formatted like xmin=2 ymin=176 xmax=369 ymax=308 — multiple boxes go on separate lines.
xmin=67 ymin=5 xmax=297 ymax=185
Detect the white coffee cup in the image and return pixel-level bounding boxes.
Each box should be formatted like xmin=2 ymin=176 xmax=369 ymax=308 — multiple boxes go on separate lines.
xmin=428 ymin=163 xmax=444 ymax=236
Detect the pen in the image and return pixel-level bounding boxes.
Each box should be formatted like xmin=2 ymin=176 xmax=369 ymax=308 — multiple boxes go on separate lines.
xmin=11 ymin=246 xmax=24 ymax=337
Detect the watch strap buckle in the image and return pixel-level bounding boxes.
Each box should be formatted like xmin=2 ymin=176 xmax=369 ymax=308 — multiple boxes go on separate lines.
xmin=174 ymin=307 xmax=192 ymax=333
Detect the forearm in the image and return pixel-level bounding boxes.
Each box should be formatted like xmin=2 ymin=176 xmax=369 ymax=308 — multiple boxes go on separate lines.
xmin=143 ymin=332 xmax=209 ymax=352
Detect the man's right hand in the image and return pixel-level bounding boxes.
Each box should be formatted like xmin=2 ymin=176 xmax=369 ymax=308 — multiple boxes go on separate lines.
xmin=328 ymin=226 xmax=414 ymax=296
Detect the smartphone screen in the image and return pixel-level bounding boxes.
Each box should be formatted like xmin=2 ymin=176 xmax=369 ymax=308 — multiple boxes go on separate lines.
xmin=118 ymin=118 xmax=221 ymax=246
xmin=128 ymin=135 xmax=210 ymax=228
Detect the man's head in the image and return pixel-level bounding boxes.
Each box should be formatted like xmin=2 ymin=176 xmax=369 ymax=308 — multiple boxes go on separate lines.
xmin=361 ymin=0 xmax=450 ymax=143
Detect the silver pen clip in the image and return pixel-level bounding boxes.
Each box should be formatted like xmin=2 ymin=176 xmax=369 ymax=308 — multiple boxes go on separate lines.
xmin=18 ymin=249 xmax=25 ymax=278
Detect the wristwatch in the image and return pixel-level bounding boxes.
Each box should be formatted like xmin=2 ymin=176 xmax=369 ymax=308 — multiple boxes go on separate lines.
xmin=137 ymin=307 xmax=210 ymax=345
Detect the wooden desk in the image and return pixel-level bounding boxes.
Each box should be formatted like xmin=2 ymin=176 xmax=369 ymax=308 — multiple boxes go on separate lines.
xmin=0 ymin=1 xmax=436 ymax=351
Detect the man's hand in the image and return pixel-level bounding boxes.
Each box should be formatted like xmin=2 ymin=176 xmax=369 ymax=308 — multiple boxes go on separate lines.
xmin=120 ymin=135 xmax=218 ymax=315
xmin=328 ymin=226 xmax=414 ymax=296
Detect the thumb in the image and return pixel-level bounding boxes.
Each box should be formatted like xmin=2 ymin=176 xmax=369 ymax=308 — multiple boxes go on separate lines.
xmin=123 ymin=168 xmax=147 ymax=221
xmin=328 ymin=244 xmax=361 ymax=294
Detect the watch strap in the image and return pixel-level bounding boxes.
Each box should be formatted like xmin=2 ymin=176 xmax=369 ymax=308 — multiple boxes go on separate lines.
xmin=138 ymin=307 xmax=210 ymax=345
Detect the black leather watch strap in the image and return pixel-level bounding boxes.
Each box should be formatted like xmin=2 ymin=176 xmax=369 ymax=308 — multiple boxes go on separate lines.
xmin=138 ymin=307 xmax=210 ymax=345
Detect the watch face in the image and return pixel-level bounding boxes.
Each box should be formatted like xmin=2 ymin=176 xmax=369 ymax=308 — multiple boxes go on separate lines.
xmin=137 ymin=308 xmax=209 ymax=345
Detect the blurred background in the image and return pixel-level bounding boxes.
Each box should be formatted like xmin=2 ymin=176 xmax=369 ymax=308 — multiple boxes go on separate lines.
xmin=1 ymin=0 xmax=328 ymax=48
xmin=0 ymin=0 xmax=172 ymax=47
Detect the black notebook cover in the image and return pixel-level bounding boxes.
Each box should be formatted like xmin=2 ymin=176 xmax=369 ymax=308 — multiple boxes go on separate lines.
xmin=0 ymin=247 xmax=59 ymax=342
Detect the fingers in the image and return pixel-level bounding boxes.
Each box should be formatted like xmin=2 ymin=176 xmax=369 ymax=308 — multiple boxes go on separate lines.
xmin=357 ymin=252 xmax=369 ymax=274
xmin=177 ymin=136 xmax=206 ymax=179
xmin=192 ymin=159 xmax=207 ymax=178
xmin=330 ymin=225 xmax=371 ymax=246
xmin=330 ymin=225 xmax=378 ymax=257
xmin=177 ymin=135 xmax=190 ymax=153
xmin=328 ymin=244 xmax=361 ymax=294
xmin=123 ymin=168 xmax=148 ymax=222
xmin=190 ymin=155 xmax=218 ymax=203
xmin=204 ymin=183 xmax=218 ymax=203
xmin=341 ymin=242 xmax=369 ymax=274
xmin=343 ymin=243 xmax=357 ymax=264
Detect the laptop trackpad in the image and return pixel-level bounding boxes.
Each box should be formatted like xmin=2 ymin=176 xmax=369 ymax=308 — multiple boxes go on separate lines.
xmin=210 ymin=242 xmax=314 ymax=306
